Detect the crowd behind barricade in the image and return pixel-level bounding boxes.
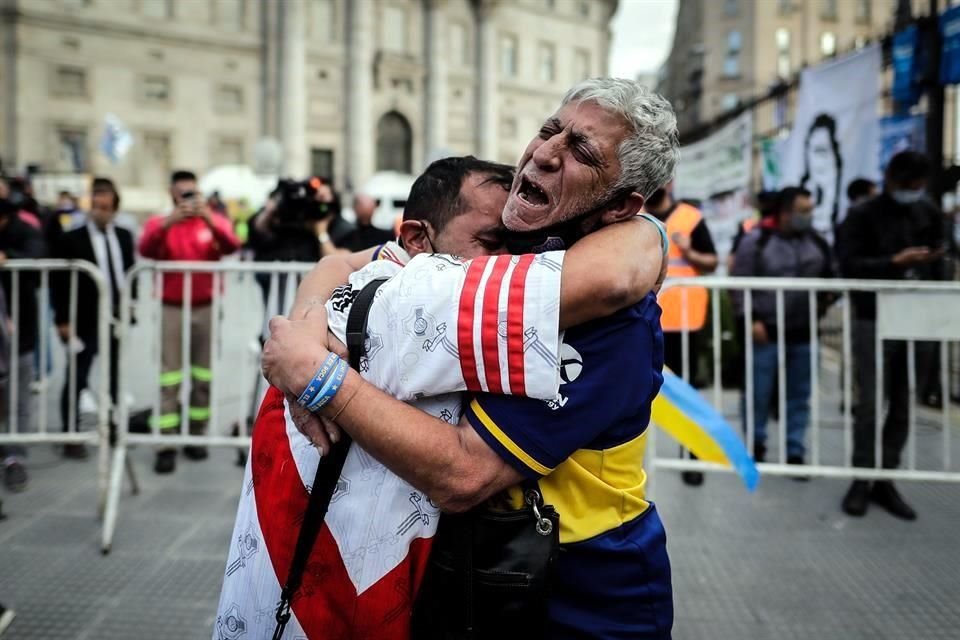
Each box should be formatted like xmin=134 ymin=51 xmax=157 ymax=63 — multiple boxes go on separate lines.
xmin=661 ymin=149 xmax=956 ymax=520
xmin=0 ymin=170 xmax=395 ymax=494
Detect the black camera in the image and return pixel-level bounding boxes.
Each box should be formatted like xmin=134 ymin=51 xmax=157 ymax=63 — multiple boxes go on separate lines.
xmin=273 ymin=177 xmax=337 ymax=226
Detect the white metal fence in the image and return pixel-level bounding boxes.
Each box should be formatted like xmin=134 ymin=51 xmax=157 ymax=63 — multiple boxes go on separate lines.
xmin=12 ymin=260 xmax=957 ymax=551
xmin=100 ymin=260 xmax=315 ymax=552
xmin=648 ymin=276 xmax=960 ymax=489
xmin=0 ymin=260 xmax=113 ymax=514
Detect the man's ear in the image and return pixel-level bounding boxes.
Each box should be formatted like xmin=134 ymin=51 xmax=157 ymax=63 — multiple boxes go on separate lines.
xmin=398 ymin=220 xmax=430 ymax=255
xmin=600 ymin=191 xmax=645 ymax=225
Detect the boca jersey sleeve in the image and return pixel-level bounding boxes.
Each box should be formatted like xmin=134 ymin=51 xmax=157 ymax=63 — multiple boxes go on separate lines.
xmin=326 ymin=251 xmax=565 ymax=403
xmin=465 ymin=295 xmax=664 ymax=478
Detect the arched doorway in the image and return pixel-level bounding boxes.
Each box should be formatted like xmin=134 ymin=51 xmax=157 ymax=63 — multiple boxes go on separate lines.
xmin=376 ymin=111 xmax=412 ymax=173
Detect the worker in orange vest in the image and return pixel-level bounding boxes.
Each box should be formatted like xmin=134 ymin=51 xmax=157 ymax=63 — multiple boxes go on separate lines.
xmin=646 ymin=181 xmax=718 ymax=486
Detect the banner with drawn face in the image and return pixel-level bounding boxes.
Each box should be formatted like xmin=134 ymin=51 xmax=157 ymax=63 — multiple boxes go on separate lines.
xmin=780 ymin=45 xmax=882 ymax=244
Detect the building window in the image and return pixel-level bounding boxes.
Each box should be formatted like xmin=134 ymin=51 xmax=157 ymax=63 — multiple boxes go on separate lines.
xmin=777 ymin=0 xmax=793 ymax=15
xmin=776 ymin=28 xmax=791 ymax=78
xmin=215 ymin=84 xmax=244 ymax=113
xmin=821 ymin=0 xmax=837 ymax=20
xmin=311 ymin=0 xmax=335 ymax=40
xmin=140 ymin=75 xmax=171 ymax=104
xmin=855 ymin=0 xmax=871 ymax=23
xmin=501 ymin=34 xmax=518 ymax=77
xmin=141 ymin=0 xmax=172 ymax=19
xmin=450 ymin=22 xmax=469 ymax=66
xmin=214 ymin=0 xmax=245 ymax=30
xmin=56 ymin=127 xmax=88 ymax=172
xmin=538 ymin=42 xmax=556 ymax=83
xmin=212 ymin=136 xmax=246 ymax=166
xmin=574 ymin=48 xmax=591 ymax=81
xmin=821 ymin=31 xmax=837 ymax=57
xmin=52 ymin=65 xmax=87 ymax=98
xmin=383 ymin=5 xmax=408 ymax=53
xmin=311 ymin=148 xmax=334 ymax=181
xmin=724 ymin=0 xmax=738 ymax=17
xmin=724 ymin=30 xmax=741 ymax=78
xmin=141 ymin=132 xmax=172 ymax=187
xmin=578 ymin=1 xmax=589 ymax=18
xmin=721 ymin=93 xmax=739 ymax=112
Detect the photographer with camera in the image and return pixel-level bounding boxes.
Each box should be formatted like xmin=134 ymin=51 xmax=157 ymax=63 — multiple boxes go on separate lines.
xmin=246 ymin=177 xmax=343 ymax=307
xmin=139 ymin=170 xmax=240 ymax=475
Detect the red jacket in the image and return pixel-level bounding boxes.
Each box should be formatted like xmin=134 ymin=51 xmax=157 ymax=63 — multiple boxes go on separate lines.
xmin=138 ymin=211 xmax=240 ymax=305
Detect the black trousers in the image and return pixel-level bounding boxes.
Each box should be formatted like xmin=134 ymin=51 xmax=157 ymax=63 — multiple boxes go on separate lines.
xmin=60 ymin=334 xmax=120 ymax=432
xmin=852 ymin=320 xmax=909 ymax=469
xmin=663 ymin=330 xmax=702 ymax=387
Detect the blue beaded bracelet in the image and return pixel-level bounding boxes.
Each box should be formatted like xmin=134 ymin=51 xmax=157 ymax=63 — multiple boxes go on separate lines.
xmin=296 ymin=353 xmax=340 ymax=408
xmin=306 ymin=358 xmax=349 ymax=413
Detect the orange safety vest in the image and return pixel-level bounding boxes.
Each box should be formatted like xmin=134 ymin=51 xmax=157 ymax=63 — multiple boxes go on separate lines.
xmin=657 ymin=202 xmax=709 ymax=332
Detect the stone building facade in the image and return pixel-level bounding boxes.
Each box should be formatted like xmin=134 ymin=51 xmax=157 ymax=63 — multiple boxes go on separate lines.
xmin=0 ymin=0 xmax=616 ymax=210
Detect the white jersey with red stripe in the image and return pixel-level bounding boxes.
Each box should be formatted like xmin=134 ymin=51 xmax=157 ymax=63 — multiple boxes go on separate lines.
xmin=214 ymin=247 xmax=565 ymax=640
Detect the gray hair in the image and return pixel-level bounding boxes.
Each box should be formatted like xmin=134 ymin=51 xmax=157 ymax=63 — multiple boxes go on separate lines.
xmin=561 ymin=78 xmax=679 ymax=198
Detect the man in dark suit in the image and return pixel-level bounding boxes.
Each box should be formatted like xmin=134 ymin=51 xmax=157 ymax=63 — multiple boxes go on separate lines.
xmin=51 ymin=178 xmax=135 ymax=459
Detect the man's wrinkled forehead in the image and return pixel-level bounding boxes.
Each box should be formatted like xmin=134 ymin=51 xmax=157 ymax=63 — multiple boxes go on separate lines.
xmin=544 ymin=100 xmax=630 ymax=150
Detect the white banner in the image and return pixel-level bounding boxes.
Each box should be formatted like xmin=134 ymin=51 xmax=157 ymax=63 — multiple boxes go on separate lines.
xmin=673 ymin=111 xmax=754 ymax=264
xmin=674 ymin=111 xmax=753 ymax=203
xmin=780 ymin=45 xmax=881 ymax=242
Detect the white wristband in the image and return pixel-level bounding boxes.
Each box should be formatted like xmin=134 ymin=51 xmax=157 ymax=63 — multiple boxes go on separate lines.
xmin=318 ymin=232 xmax=331 ymax=244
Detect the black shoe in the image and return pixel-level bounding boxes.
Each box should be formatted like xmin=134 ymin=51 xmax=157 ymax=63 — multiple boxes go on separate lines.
xmin=842 ymin=480 xmax=871 ymax=517
xmin=62 ymin=444 xmax=89 ymax=460
xmin=236 ymin=448 xmax=248 ymax=468
xmin=870 ymin=481 xmax=917 ymax=521
xmin=183 ymin=445 xmax=209 ymax=461
xmin=0 ymin=603 xmax=15 ymax=635
xmin=787 ymin=455 xmax=810 ymax=482
xmin=681 ymin=471 xmax=704 ymax=486
xmin=753 ymin=443 xmax=766 ymax=464
xmin=3 ymin=462 xmax=27 ymax=493
xmin=154 ymin=450 xmax=177 ymax=474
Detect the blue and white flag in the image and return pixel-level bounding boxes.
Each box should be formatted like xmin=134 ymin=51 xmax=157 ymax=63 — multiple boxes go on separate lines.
xmin=99 ymin=113 xmax=133 ymax=164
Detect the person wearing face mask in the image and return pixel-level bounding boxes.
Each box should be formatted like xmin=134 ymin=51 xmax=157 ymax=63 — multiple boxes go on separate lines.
xmin=731 ymin=187 xmax=833 ymax=468
xmin=835 ymin=151 xmax=946 ymax=520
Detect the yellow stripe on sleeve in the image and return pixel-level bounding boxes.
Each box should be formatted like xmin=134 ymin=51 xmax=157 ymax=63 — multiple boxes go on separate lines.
xmin=469 ymin=398 xmax=554 ymax=476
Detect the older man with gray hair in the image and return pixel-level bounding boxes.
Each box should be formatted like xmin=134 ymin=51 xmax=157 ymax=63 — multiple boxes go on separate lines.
xmin=264 ymin=78 xmax=679 ymax=639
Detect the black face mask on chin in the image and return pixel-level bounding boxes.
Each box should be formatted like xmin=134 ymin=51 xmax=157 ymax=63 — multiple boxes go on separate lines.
xmin=503 ymin=188 xmax=632 ymax=255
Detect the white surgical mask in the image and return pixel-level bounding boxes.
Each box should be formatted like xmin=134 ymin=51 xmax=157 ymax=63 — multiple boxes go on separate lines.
xmin=891 ymin=189 xmax=926 ymax=204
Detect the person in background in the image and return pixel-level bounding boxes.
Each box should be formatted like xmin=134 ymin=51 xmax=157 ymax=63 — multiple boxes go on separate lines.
xmin=340 ymin=193 xmax=394 ymax=251
xmin=846 ymin=178 xmax=878 ymax=208
xmin=836 ymin=151 xmax=945 ymax=520
xmin=51 ymin=178 xmax=135 ymax=459
xmin=0 ymin=183 xmax=46 ymax=493
xmin=728 ymin=190 xmax=780 ymax=271
xmin=646 ymin=180 xmax=718 ymax=486
xmin=731 ymin=187 xmax=833 ymax=466
xmin=139 ymin=170 xmax=240 ymax=474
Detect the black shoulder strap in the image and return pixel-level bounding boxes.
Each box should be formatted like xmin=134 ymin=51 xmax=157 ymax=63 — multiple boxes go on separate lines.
xmin=273 ymin=277 xmax=388 ymax=639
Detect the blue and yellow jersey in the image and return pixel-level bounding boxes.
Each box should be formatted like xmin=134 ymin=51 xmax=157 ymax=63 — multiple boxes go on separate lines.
xmin=465 ymin=292 xmax=674 ymax=639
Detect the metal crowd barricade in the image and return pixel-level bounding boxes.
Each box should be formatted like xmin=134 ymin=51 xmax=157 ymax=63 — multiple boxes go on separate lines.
xmin=0 ymin=259 xmax=113 ymax=514
xmin=101 ymin=259 xmax=316 ymax=553
xmin=647 ymin=276 xmax=960 ymax=489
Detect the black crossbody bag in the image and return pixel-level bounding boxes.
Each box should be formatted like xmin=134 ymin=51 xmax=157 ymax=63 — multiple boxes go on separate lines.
xmin=272 ymin=278 xmax=386 ymax=640
xmin=411 ymin=483 xmax=560 ymax=638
